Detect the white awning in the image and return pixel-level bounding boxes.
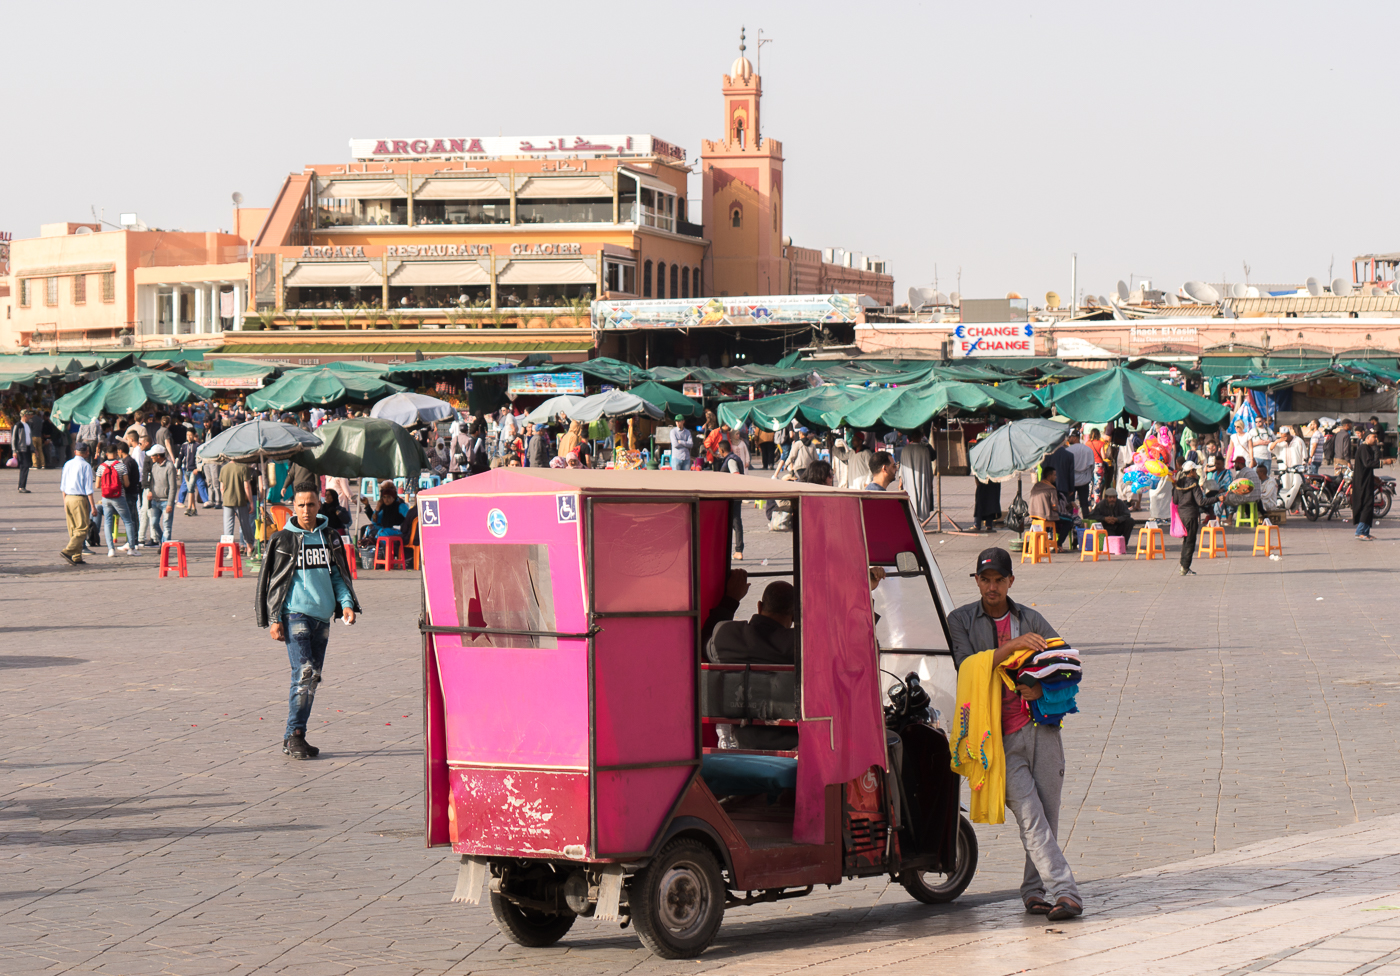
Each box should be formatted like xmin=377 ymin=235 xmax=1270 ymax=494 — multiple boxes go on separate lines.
xmin=515 ymin=175 xmax=614 ymax=199
xmin=390 ymin=261 xmax=491 ymax=286
xmin=618 ymin=168 xmax=675 ymax=197
xmin=415 ymin=177 xmax=510 ymax=200
xmin=497 ymin=258 xmax=597 ymax=286
xmin=317 ymin=178 xmax=406 ymax=199
xmin=283 ymin=262 xmax=383 ymax=287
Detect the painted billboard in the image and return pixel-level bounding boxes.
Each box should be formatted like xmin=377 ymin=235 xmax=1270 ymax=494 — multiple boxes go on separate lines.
xmin=507 ymin=372 xmax=585 ymax=396
xmin=593 ymin=294 xmax=866 ymax=330
xmin=953 ymin=322 xmax=1035 ymax=357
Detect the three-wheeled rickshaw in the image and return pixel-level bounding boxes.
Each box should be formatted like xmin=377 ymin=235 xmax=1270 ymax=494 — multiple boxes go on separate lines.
xmin=417 ymin=468 xmax=977 ymax=958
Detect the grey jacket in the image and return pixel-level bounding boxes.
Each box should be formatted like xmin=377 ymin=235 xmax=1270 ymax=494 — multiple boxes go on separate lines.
xmin=946 ymin=597 xmax=1060 ymax=670
xmin=143 ymin=460 xmax=180 ymax=501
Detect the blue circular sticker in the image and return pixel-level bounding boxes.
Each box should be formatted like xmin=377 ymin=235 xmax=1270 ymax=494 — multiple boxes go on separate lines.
xmin=487 ymin=508 xmax=508 ymax=538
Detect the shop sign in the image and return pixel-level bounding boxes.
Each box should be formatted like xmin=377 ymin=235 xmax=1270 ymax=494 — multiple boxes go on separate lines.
xmin=193 ymin=375 xmax=266 ymax=389
xmin=509 ymin=243 xmax=583 ymax=256
xmin=301 ymin=246 xmax=367 ymax=259
xmin=350 ymin=135 xmax=678 ymax=160
xmin=507 ymin=372 xmax=585 ymax=395
xmin=594 ymin=294 xmax=866 ymax=330
xmin=1130 ymin=326 xmax=1200 ymax=340
xmin=387 ymin=244 xmax=492 ymax=257
xmin=952 ymin=323 xmax=1034 ymax=357
xmin=683 ymin=382 xmax=704 ymax=398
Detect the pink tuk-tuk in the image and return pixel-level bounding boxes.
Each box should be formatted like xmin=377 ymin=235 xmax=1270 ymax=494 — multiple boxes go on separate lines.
xmin=419 ymin=468 xmax=976 ymax=958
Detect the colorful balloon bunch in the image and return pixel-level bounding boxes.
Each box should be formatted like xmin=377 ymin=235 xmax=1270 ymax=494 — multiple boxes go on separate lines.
xmin=1119 ymin=425 xmax=1175 ymax=495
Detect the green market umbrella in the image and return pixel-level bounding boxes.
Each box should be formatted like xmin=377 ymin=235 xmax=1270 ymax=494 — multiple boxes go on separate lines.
xmin=1032 ymin=366 xmax=1229 ymax=432
xmin=384 ymin=356 xmax=511 ymax=375
xmin=717 ymin=386 xmax=857 ymax=431
xmin=246 ymin=368 xmax=405 ymax=412
xmin=197 ymin=419 xmax=323 ymax=464
xmin=629 ymin=380 xmax=704 ymax=419
xmin=835 ymin=380 xmax=1038 ymax=430
xmin=968 ymin=418 xmax=1071 ymax=482
xmin=289 ymin=418 xmax=429 ymax=480
xmin=51 ymin=366 xmax=211 ymax=424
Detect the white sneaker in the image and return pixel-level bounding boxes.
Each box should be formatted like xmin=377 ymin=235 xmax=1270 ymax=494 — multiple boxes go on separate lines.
xmin=107 ymin=549 xmax=116 ymax=558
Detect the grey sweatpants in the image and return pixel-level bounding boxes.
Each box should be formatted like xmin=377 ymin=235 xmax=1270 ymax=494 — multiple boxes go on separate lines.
xmin=1004 ymin=723 xmax=1080 ymax=904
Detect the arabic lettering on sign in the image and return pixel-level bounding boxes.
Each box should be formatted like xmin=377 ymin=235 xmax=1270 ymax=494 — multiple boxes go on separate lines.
xmin=509 ymin=243 xmax=582 ymax=256
xmin=349 ymin=135 xmax=671 ymax=160
xmin=952 ymin=323 xmax=1035 ymax=357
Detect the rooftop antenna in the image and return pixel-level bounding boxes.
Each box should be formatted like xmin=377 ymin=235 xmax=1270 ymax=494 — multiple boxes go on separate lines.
xmin=1243 ymin=260 xmax=1251 ymax=286
xmin=756 ymin=28 xmax=774 ymax=76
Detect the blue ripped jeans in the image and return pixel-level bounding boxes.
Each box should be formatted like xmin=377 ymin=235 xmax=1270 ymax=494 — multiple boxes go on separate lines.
xmin=283 ymin=612 xmax=330 ymax=738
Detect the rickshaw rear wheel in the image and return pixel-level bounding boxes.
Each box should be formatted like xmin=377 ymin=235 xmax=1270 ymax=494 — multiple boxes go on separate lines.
xmin=629 ymin=838 xmax=725 ymax=959
xmin=489 ymin=891 xmax=577 ymax=947
xmin=899 ymin=814 xmax=979 ymax=904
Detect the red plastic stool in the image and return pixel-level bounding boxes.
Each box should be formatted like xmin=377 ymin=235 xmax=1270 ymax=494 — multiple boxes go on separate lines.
xmin=213 ymin=542 xmax=244 ymax=578
xmin=158 ymin=541 xmax=188 ymax=578
xmin=340 ymin=535 xmax=358 ymax=579
xmin=374 ymin=536 xmax=405 ymax=571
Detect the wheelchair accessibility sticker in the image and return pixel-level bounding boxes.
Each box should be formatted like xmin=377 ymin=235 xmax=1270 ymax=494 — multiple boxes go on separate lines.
xmin=487 ymin=508 xmax=508 ymax=538
xmin=556 ymin=494 xmax=578 ymax=524
xmin=419 ymin=498 xmax=440 ymax=528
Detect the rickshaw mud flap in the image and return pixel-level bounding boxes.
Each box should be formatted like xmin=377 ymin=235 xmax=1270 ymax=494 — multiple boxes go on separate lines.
xmin=725 ymin=885 xmax=813 ymax=909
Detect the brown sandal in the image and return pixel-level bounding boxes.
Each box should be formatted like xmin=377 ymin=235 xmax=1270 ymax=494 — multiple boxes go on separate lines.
xmin=1046 ymin=897 xmax=1083 ymax=921
xmin=1024 ymin=896 xmax=1053 ymax=915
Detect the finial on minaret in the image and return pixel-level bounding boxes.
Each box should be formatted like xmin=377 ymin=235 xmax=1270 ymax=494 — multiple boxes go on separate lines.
xmin=739 ymin=26 xmax=746 ymax=55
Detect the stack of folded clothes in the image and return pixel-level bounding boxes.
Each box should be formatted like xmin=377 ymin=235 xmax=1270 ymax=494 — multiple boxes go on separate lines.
xmin=1011 ymin=637 xmax=1082 ymax=727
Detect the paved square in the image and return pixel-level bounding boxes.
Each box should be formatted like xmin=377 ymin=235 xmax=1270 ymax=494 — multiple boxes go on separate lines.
xmin=3 ymin=469 xmax=1398 ymax=974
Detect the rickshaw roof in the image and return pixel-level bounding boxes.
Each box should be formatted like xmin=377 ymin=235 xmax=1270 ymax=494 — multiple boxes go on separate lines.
xmin=426 ymin=468 xmax=897 ymax=499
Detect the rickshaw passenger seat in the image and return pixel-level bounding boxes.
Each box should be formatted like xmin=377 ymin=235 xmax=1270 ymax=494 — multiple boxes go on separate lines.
xmin=700 ymin=753 xmax=798 ymax=801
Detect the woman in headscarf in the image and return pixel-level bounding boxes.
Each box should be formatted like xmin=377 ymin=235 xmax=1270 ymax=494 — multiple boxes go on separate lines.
xmin=557 ymin=420 xmax=583 ymax=460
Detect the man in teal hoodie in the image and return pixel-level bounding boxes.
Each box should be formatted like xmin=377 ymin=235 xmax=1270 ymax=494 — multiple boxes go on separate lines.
xmin=255 ymin=484 xmax=361 ymax=759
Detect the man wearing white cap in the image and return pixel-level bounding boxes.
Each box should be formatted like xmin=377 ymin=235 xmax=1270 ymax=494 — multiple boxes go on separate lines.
xmin=1171 ymin=461 xmax=1216 ymax=576
xmin=142 ymin=444 xmax=180 ymax=545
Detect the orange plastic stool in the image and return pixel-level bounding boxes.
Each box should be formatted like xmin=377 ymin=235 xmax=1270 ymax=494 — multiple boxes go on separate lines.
xmin=1080 ymin=526 xmax=1109 ymax=561
xmin=1020 ymin=527 xmax=1052 ymax=564
xmin=213 ymin=542 xmax=243 ymax=578
xmin=340 ymin=535 xmax=358 ymax=579
xmin=1252 ymin=523 xmax=1283 ymax=557
xmin=157 ymin=541 xmax=188 ymax=578
xmin=374 ymin=535 xmax=405 ymax=571
xmin=1198 ymin=525 xmax=1228 ymax=558
xmin=1135 ymin=525 xmax=1165 ymax=560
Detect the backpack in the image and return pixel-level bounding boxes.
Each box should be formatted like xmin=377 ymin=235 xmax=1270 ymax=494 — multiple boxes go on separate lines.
xmin=99 ymin=460 xmax=124 ymax=499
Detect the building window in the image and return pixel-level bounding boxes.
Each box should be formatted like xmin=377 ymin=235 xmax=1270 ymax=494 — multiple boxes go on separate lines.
xmin=623 ymin=264 xmax=636 ymax=294
xmin=45 ymin=277 xmax=58 ymax=306
xmin=693 ymin=267 xmax=701 ymax=297
xmin=101 ymin=272 xmax=115 ymax=302
xmin=657 ymin=262 xmax=666 ymax=299
xmin=681 ymin=267 xmax=689 ymax=299
xmin=18 ymin=279 xmax=30 ymax=307
xmin=643 ymin=260 xmax=653 ymax=298
xmin=670 ymin=264 xmax=678 ymax=298
xmin=73 ymin=275 xmax=86 ymax=305
xmin=731 ymin=209 xmax=742 ymax=228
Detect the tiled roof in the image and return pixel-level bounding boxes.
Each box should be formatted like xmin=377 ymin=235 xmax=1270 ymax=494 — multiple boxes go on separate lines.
xmin=1228 ymin=295 xmax=1400 ymax=315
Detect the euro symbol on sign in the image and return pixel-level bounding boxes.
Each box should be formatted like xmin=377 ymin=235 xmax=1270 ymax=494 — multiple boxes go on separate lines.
xmin=954 ymin=325 xmax=966 ymax=338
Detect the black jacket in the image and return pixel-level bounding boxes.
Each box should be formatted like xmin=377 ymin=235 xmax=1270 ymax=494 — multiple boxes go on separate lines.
xmin=254 ymin=523 xmax=362 ymax=628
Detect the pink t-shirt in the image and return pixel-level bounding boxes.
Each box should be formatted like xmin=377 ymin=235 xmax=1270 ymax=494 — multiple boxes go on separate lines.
xmin=994 ymin=612 xmax=1031 ymax=736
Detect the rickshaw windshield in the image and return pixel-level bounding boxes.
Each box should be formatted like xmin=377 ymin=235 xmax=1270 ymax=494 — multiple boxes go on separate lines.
xmin=449 ymin=542 xmax=558 ymax=648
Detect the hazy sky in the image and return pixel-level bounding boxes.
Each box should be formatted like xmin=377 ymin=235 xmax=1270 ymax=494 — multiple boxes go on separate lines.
xmin=8 ymin=0 xmax=1398 ymax=304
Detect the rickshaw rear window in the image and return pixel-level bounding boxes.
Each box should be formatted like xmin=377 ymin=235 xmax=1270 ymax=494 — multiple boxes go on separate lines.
xmin=449 ymin=543 xmax=557 ymax=648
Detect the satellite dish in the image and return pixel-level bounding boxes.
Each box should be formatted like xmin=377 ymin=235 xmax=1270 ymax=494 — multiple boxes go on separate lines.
xmin=1116 ymin=279 xmax=1129 ymax=301
xmin=232 ymin=191 xmax=244 ymax=205
xmin=1332 ymin=277 xmax=1353 ymax=297
xmin=1391 ymin=282 xmax=1400 ymax=296
xmin=74 ymin=226 xmax=94 ymax=234
xmin=1306 ymin=277 xmax=1321 ymax=297
xmin=1229 ymin=283 xmax=1247 ymax=299
xmin=1182 ymin=281 xmax=1221 ymax=304
xmin=949 ymin=291 xmax=960 ymax=305
xmin=933 ymin=291 xmax=948 ymax=305
xmin=1006 ymin=291 xmax=1022 ymax=300
xmin=1165 ymin=292 xmax=1180 ymax=306
xmin=908 ymin=287 xmax=922 ymax=308
xmin=1245 ymin=286 xmax=1259 ymax=298
xmin=1045 ymin=291 xmax=1060 ymax=309
xmin=1368 ymin=284 xmax=1381 ymax=297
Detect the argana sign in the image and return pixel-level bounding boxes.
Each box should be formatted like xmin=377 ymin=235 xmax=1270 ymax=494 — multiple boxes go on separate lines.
xmin=348 ymin=135 xmax=684 ymax=161
xmin=953 ymin=323 xmax=1035 ymax=357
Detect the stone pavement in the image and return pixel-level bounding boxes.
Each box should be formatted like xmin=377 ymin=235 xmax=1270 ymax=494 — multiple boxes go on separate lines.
xmin=2 ymin=466 xmax=1399 ymax=974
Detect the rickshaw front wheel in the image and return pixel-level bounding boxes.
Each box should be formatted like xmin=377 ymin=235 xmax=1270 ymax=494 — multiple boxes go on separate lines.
xmin=488 ymin=891 xmax=577 ymax=947
xmin=630 ymin=838 xmax=725 ymax=959
xmin=899 ymin=814 xmax=979 ymax=904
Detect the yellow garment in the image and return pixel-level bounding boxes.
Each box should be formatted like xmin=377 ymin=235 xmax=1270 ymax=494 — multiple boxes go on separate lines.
xmin=950 ymin=647 xmax=1034 ymax=824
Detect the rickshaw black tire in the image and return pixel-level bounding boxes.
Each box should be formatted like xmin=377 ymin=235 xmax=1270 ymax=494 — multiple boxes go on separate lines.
xmin=488 ymin=891 xmax=576 ymax=947
xmin=629 ymin=838 xmax=725 ymax=959
xmin=899 ymin=815 xmax=979 ymax=905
